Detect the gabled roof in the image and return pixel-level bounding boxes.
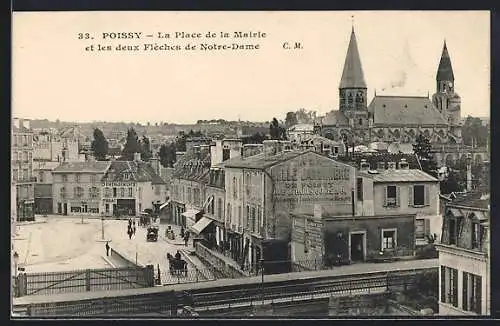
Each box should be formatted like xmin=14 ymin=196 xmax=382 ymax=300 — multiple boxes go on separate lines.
xmin=172 ymin=150 xmax=211 ymax=183
xmin=52 ymin=161 xmax=110 ymax=173
xmin=368 ymin=95 xmax=448 ymax=126
xmin=339 ymin=28 xmax=367 ymax=89
xmin=102 ymin=161 xmax=166 ymax=184
xmin=437 ymin=41 xmax=454 ymax=81
xmin=359 ymin=169 xmax=439 ymax=183
xmin=223 ymin=150 xmax=306 ymax=169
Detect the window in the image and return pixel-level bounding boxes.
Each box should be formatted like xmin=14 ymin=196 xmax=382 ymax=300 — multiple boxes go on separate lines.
xmin=356 ymin=178 xmax=363 ymax=201
xmin=155 ymin=185 xmax=161 ymax=196
xmin=413 ymin=185 xmax=425 ymax=206
xmin=415 ymin=218 xmax=430 ymax=240
xmin=123 ymin=173 xmax=130 ymax=180
xmin=246 ymin=173 xmax=251 ymax=196
xmin=233 ymin=177 xmax=237 ymax=199
xmin=90 ymin=175 xmax=96 ymax=183
xmin=463 ymin=272 xmax=482 ymax=314
xmin=304 ymin=231 xmax=310 ymax=253
xmin=120 ymin=187 xmax=125 ymax=197
xmin=217 ymin=198 xmax=223 ymax=218
xmin=75 ymin=174 xmax=80 ymax=183
xmin=334 ymin=146 xmax=339 ymax=154
xmin=385 ymin=185 xmax=398 ymax=207
xmin=105 ymin=204 xmax=109 ymax=213
xmin=104 ymin=187 xmax=111 ymax=198
xmin=60 ymin=187 xmax=66 ymax=199
xmin=377 ymin=162 xmax=386 ymax=170
xmin=222 ymin=148 xmax=230 ymax=161
xmin=113 ymin=187 xmax=117 ymax=197
xmin=471 ymin=219 xmax=482 ymax=250
xmin=251 ymin=207 xmax=256 ymax=233
xmin=61 ymin=174 xmax=68 ymax=182
xmin=358 ymin=118 xmax=363 ymax=125
xmin=128 ymin=187 xmax=133 ymax=197
xmin=89 ymin=187 xmax=99 ymax=199
xmin=441 ymin=266 xmax=458 ymax=307
xmin=246 ymin=205 xmax=250 ymax=228
xmin=39 ymin=172 xmax=45 ymax=183
xmin=238 ymin=206 xmax=242 ymax=226
xmin=13 ymin=169 xmax=18 ymax=181
xmin=74 ymin=186 xmax=84 ymax=198
xmin=382 ymin=229 xmax=396 ymax=250
xmin=448 ymin=217 xmax=457 ymax=245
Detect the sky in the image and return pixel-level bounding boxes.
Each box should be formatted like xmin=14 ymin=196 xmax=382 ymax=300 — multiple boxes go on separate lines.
xmin=12 ymin=11 xmax=490 ymax=124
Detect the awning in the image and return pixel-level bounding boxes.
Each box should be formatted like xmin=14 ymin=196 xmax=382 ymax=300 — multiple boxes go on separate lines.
xmin=181 ymin=209 xmax=201 ymax=220
xmin=159 ymin=200 xmax=171 ymax=211
xmin=189 ymin=217 xmax=213 ymax=235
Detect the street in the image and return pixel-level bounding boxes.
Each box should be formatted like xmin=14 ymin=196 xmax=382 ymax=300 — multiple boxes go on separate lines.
xmin=12 ymin=216 xmax=199 ymax=279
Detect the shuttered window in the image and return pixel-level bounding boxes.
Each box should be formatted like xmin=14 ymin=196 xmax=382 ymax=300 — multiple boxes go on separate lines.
xmin=413 ymin=185 xmax=425 ymax=206
xmin=384 ymin=185 xmax=398 ymax=207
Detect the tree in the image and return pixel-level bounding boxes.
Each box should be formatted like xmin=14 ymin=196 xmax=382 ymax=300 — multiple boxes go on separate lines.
xmin=243 ymin=132 xmax=267 ymax=144
xmin=159 ymin=143 xmax=177 ymax=168
xmin=413 ymin=134 xmax=438 ymax=177
xmin=269 ymin=118 xmax=287 ymax=140
xmin=90 ymin=128 xmax=109 ymax=161
xmin=122 ymin=128 xmax=141 ymax=160
xmin=440 ymin=169 xmax=463 ymax=194
xmin=285 ymin=112 xmax=298 ymax=128
xmin=462 ymin=115 xmax=489 ymax=147
xmin=140 ymin=135 xmax=152 ymax=161
xmin=175 ymin=132 xmax=187 ymax=152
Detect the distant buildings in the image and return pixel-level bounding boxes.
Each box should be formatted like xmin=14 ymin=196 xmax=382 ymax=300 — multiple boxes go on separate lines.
xmin=12 ymin=118 xmax=35 ymax=221
xmin=436 ymin=191 xmax=490 ymax=315
xmin=33 ymin=161 xmax=60 ymax=214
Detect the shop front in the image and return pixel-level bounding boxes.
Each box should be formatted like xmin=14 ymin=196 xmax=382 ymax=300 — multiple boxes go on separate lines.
xmin=115 ymin=199 xmax=136 ymax=216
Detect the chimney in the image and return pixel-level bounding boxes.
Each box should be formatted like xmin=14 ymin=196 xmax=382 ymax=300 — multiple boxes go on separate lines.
xmin=13 ymin=118 xmax=20 ymax=129
xmin=210 ymin=141 xmax=223 ymax=168
xmin=466 ymin=153 xmax=472 ymax=192
xmin=263 ymin=140 xmax=279 ymax=158
xmin=398 ymin=158 xmax=409 ymax=169
xmin=359 ymin=159 xmax=370 ymax=171
xmin=23 ymin=119 xmax=31 ymax=130
xmin=133 ymin=152 xmax=141 ymax=162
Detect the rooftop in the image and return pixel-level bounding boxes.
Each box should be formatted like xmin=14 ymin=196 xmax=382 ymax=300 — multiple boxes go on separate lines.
xmin=52 ymin=161 xmax=111 ymax=173
xmin=223 ymin=150 xmax=308 ymax=169
xmin=102 ymin=161 xmax=166 ymax=184
xmin=448 ymin=191 xmax=490 ymax=211
xmin=359 ymin=169 xmax=438 ymax=183
xmin=368 ymin=95 xmax=448 ymax=126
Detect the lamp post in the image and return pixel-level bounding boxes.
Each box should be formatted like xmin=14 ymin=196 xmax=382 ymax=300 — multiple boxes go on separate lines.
xmin=101 ymin=214 xmax=105 ymax=240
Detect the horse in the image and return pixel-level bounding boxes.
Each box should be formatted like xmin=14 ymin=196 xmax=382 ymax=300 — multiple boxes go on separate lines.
xmin=167 ymin=253 xmax=188 ymax=276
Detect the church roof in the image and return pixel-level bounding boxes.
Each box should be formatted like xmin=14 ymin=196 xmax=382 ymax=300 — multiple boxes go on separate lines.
xmin=339 ymin=28 xmax=367 ymax=89
xmin=368 ymin=95 xmax=448 ymax=126
xmin=437 ymin=41 xmax=454 ymax=81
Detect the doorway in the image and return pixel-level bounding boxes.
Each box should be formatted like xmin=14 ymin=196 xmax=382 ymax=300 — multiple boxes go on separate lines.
xmin=57 ymin=203 xmax=62 ymax=214
xmin=63 ymin=203 xmax=68 ymax=216
xmin=350 ymin=232 xmax=366 ymax=262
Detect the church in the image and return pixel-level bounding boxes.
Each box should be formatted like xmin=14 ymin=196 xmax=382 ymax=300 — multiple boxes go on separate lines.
xmin=318 ymin=28 xmax=463 ymax=147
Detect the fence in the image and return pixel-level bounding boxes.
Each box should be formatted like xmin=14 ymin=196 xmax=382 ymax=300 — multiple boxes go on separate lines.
xmin=108 ymin=248 xmax=143 ymax=268
xmin=15 ymin=265 xmax=154 ymax=297
xmin=23 ymin=290 xmax=194 ymax=317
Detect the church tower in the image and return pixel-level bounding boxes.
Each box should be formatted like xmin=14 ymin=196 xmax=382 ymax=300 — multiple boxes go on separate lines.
xmin=339 ymin=27 xmax=368 ymax=114
xmin=432 ymin=41 xmax=461 ymax=127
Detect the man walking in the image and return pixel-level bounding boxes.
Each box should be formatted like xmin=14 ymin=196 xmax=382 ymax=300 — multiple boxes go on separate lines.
xmin=105 ymin=242 xmax=110 ymax=256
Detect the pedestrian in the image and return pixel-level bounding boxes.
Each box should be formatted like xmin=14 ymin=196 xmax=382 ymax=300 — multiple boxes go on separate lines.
xmin=175 ymin=250 xmax=181 ymax=260
xmin=184 ymin=233 xmax=190 ymax=246
xmin=128 ymin=229 xmax=132 ymax=240
xmin=133 ymin=225 xmax=136 ymax=235
xmin=133 ymin=219 xmax=136 ymax=227
xmin=180 ymin=227 xmax=185 ymax=238
xmin=105 ymin=242 xmax=110 ymax=256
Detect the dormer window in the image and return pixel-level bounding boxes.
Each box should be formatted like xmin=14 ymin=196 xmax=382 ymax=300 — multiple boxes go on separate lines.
xmin=123 ymin=173 xmax=130 ymax=180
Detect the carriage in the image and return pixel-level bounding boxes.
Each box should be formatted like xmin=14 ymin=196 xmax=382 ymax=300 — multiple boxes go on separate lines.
xmin=146 ymin=225 xmax=159 ymax=242
xmin=167 ymin=253 xmax=188 ymax=276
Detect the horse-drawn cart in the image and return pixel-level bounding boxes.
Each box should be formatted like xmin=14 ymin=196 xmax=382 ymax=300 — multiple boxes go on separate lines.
xmin=146 ymin=225 xmax=159 ymax=242
xmin=167 ymin=253 xmax=188 ymax=276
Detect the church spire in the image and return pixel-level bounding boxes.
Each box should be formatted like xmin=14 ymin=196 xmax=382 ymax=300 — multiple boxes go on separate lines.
xmin=437 ymin=40 xmax=454 ymax=81
xmin=339 ymin=27 xmax=367 ymax=89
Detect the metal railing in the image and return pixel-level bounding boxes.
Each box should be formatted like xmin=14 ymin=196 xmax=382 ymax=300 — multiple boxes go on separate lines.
xmin=15 ymin=265 xmax=154 ymax=297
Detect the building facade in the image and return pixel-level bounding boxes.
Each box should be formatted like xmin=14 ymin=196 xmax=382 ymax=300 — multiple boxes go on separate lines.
xmin=436 ymin=192 xmax=490 ymax=315
xmin=52 ymin=161 xmax=110 ymax=215
xmin=357 ymin=166 xmax=441 ymax=246
xmin=33 ymin=161 xmax=60 ymax=214
xmin=12 ymin=118 xmax=35 ymax=221
xmin=223 ymin=141 xmax=357 ymax=271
